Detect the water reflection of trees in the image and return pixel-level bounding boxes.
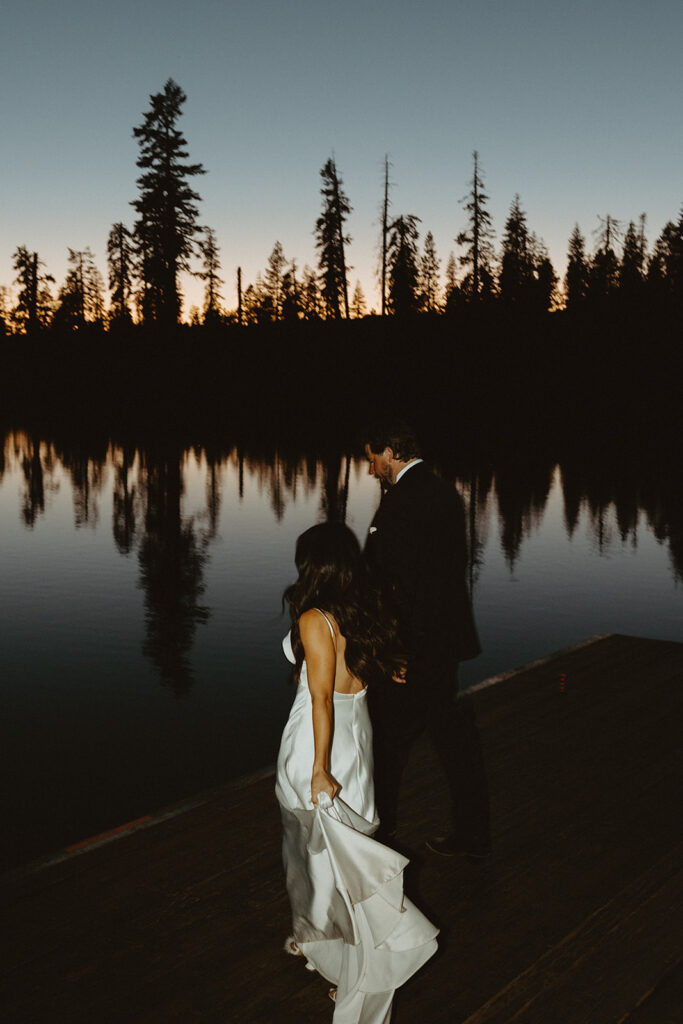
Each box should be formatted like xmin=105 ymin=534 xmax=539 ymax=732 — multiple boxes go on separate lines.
xmin=68 ymin=446 xmax=106 ymax=528
xmin=21 ymin=440 xmax=47 ymax=527
xmin=218 ymin=446 xmax=349 ymax=522
xmin=2 ymin=432 xmax=365 ymax=693
xmin=459 ymin=468 xmax=495 ymax=592
xmin=438 ymin=444 xmax=683 ymax=586
xmin=112 ymin=446 xmax=139 ymax=554
xmin=493 ymin=457 xmax=555 ymax=569
xmin=559 ymin=458 xmax=641 ymax=554
xmin=137 ymin=451 xmax=210 ymax=696
xmin=3 ymin=430 xmax=683 ymax=675
xmin=204 ymin=449 xmax=221 ymax=540
xmin=321 ymin=451 xmax=351 ymax=523
xmin=13 ymin=436 xmax=58 ymax=527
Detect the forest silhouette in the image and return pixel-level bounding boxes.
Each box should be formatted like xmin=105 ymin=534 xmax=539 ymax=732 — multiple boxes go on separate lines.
xmin=1 ymin=78 xmax=682 ymax=336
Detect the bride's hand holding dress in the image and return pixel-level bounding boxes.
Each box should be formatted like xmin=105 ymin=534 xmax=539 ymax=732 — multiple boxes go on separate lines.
xmin=311 ymin=767 xmax=339 ymax=806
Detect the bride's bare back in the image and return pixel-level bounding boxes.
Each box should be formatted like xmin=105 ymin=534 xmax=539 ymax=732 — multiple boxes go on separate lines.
xmin=300 ymin=607 xmax=365 ymax=694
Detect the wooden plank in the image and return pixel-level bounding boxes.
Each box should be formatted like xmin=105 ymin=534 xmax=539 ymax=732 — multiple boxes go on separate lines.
xmin=617 ymin=960 xmax=683 ymax=1024
xmin=1 ymin=634 xmax=682 ymax=1023
xmin=457 ymin=848 xmax=683 ymax=1024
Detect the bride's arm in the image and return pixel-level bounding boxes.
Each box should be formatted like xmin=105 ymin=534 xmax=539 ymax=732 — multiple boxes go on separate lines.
xmin=300 ymin=609 xmax=340 ymax=806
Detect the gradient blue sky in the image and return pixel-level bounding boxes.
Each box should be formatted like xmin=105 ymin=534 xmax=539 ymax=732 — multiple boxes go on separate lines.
xmin=2 ymin=0 xmax=682 ymax=315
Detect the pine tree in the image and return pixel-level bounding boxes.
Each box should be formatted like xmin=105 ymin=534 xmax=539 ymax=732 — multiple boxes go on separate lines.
xmin=107 ymin=222 xmax=135 ymax=322
xmin=264 ymin=241 xmax=286 ymax=319
xmin=456 ymin=150 xmax=494 ymax=301
xmin=647 ymin=222 xmax=676 ymax=303
xmin=445 ymin=251 xmax=457 ymax=293
xmin=281 ymin=260 xmax=302 ymax=322
xmin=88 ymin=261 xmax=106 ymax=324
xmin=133 ymin=219 xmax=155 ymax=323
xmin=300 ymin=265 xmax=321 ymax=320
xmin=198 ymin=227 xmax=224 ymax=324
xmin=589 ymin=215 xmax=621 ymax=301
xmin=535 ymin=253 xmax=558 ymax=311
xmin=647 ymin=210 xmax=683 ymax=307
xmin=243 ymin=273 xmax=275 ymax=324
xmin=351 ymin=280 xmax=366 ymax=318
xmin=237 ymin=267 xmax=243 ymax=325
xmin=0 ymin=286 xmax=11 ymax=336
xmin=638 ymin=213 xmax=648 ymax=272
xmin=419 ymin=231 xmax=440 ymax=312
xmin=565 ymin=224 xmax=589 ymax=308
xmin=442 ymin=251 xmax=460 ymax=313
xmin=669 ymin=208 xmax=683 ymax=304
xmin=12 ymin=246 xmax=54 ymax=332
xmin=59 ymin=248 xmax=87 ymax=327
xmin=55 ymin=248 xmax=104 ymax=328
xmin=241 ymin=283 xmax=259 ymax=326
xmin=131 ymin=79 xmax=206 ymax=326
xmin=528 ymin=235 xmax=557 ymax=312
xmin=619 ymin=220 xmax=645 ymax=303
xmin=315 ymin=157 xmax=351 ymax=319
xmin=387 ymin=214 xmax=421 ymax=317
xmin=500 ymin=195 xmax=532 ymax=304
xmin=380 ymin=155 xmax=391 ymax=317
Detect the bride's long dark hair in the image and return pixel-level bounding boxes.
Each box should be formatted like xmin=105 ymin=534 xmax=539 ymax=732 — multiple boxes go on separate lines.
xmin=283 ymin=521 xmax=402 ymax=686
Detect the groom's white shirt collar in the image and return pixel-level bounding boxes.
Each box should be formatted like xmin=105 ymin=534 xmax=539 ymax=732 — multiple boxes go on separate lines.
xmin=395 ymin=458 xmax=423 ymax=484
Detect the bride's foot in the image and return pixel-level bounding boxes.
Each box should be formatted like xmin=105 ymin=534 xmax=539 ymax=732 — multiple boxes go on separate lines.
xmin=285 ymin=936 xmax=317 ymax=973
xmin=284 ymin=935 xmax=303 ymax=957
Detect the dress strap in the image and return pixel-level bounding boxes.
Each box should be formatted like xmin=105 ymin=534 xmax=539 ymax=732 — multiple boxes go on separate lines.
xmin=314 ymin=607 xmax=336 ymax=641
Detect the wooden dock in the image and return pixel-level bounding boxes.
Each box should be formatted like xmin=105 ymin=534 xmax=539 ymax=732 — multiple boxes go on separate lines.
xmin=1 ymin=634 xmax=682 ymax=1023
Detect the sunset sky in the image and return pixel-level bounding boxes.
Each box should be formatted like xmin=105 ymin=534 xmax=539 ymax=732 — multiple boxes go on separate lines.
xmin=2 ymin=0 xmax=682 ymax=315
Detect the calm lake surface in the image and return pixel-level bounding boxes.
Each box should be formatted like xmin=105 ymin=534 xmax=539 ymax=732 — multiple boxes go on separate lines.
xmin=2 ymin=428 xmax=682 ymax=870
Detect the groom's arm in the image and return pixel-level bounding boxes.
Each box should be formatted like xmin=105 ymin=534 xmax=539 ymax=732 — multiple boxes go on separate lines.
xmin=370 ymin=498 xmax=425 ymax=659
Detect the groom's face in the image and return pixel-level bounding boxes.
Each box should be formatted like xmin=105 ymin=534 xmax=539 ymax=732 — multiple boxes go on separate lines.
xmin=365 ymin=444 xmax=393 ymax=486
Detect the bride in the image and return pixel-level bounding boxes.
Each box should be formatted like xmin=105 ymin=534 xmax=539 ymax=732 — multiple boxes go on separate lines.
xmin=276 ymin=522 xmax=438 ymax=1023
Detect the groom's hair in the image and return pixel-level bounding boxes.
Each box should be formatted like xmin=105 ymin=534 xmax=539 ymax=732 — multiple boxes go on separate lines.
xmin=364 ymin=421 xmax=422 ymax=461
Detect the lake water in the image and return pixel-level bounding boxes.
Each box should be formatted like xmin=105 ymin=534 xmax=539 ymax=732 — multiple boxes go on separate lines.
xmin=1 ymin=429 xmax=682 ymax=870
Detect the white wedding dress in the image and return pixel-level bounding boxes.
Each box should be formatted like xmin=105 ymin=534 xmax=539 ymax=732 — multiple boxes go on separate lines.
xmin=275 ymin=613 xmax=438 ymax=1023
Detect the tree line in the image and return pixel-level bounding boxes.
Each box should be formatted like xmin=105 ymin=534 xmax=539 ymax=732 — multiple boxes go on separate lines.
xmin=2 ymin=78 xmax=682 ymax=335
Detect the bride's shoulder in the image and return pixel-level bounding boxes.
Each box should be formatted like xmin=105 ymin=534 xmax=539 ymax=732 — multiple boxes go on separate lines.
xmin=299 ymin=607 xmax=327 ymax=628
xmin=299 ymin=608 xmax=336 ymax=643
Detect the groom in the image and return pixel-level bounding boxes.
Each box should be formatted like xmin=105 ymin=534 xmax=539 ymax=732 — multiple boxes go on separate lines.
xmin=364 ymin=422 xmax=490 ymax=858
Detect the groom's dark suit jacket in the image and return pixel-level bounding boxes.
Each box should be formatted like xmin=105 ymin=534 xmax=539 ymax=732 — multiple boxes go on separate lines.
xmin=366 ymin=462 xmax=480 ymax=686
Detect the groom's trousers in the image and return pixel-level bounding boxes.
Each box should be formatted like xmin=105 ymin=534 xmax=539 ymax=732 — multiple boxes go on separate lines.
xmin=368 ymin=665 xmax=490 ymax=847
